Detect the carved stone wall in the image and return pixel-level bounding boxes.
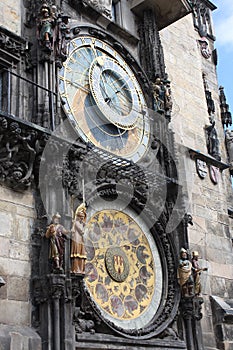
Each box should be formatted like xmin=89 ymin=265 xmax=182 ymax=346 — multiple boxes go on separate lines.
xmin=0 ymin=0 xmax=21 ymax=35
xmin=160 ymin=11 xmax=233 ymax=350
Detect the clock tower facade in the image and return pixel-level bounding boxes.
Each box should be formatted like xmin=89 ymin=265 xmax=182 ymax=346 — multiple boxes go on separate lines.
xmin=0 ymin=1 xmax=232 ymax=350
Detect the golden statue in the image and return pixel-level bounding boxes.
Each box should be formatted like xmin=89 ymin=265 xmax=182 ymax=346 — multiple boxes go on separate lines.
xmin=177 ymin=248 xmax=194 ymax=297
xmin=70 ymin=204 xmax=87 ymax=275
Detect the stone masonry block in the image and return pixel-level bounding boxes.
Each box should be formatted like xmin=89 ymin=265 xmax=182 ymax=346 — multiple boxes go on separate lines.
xmin=0 ymin=212 xmax=13 ymax=238
xmin=0 ymin=186 xmax=34 ymax=209
xmin=0 ymin=325 xmax=41 ymax=350
xmin=0 ymin=237 xmax=10 ymax=258
xmin=210 ymin=277 xmax=227 ymax=298
xmin=0 ymin=300 xmax=30 ymax=326
xmin=15 ymin=216 xmax=31 ymax=242
xmin=0 ymin=257 xmax=30 ymax=278
xmin=8 ymin=277 xmax=29 ymax=302
xmin=218 ymin=213 xmax=230 ymax=226
xmin=8 ymin=240 xmax=30 ymax=261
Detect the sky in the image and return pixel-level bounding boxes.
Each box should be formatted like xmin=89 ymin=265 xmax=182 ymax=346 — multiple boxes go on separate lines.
xmin=212 ymin=0 xmax=233 ymax=118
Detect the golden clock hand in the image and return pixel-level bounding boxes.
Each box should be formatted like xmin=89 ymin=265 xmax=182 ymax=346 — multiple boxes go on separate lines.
xmin=65 ymin=79 xmax=90 ymax=94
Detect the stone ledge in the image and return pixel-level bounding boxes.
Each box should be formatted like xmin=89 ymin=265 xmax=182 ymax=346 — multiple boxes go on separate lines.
xmin=0 ymin=324 xmax=41 ymax=350
xmin=189 ymin=149 xmax=229 ymax=170
xmin=76 ymin=333 xmax=187 ymax=349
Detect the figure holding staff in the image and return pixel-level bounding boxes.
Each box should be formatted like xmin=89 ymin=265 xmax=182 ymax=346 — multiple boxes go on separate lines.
xmin=70 ymin=180 xmax=87 ymax=275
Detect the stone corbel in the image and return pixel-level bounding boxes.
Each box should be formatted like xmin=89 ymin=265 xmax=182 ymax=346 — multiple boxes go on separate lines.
xmin=189 ymin=149 xmax=229 ymax=171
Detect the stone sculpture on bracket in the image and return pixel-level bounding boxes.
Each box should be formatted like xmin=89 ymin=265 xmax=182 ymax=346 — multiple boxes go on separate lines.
xmin=36 ymin=2 xmax=70 ymax=65
xmin=191 ymin=251 xmax=208 ymax=296
xmin=202 ymin=72 xmax=215 ymax=118
xmin=152 ymin=75 xmax=172 ymax=120
xmin=205 ymin=121 xmax=221 ymax=161
xmin=177 ymin=248 xmax=194 ymax=298
xmin=45 ymin=213 xmax=69 ymax=272
xmin=37 ymin=3 xmax=57 ymax=52
xmin=56 ymin=14 xmax=71 ymax=65
xmin=219 ymin=86 xmax=232 ymax=128
xmin=225 ymin=129 xmax=233 ymax=173
xmin=71 ymin=203 xmax=87 ymax=275
xmin=191 ymin=0 xmax=215 ymax=39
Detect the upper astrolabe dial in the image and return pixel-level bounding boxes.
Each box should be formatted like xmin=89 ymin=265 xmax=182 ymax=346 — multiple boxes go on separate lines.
xmin=59 ymin=36 xmax=150 ymax=162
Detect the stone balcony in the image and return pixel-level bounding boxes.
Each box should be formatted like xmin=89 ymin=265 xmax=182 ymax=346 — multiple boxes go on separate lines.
xmin=129 ymin=0 xmax=192 ymax=30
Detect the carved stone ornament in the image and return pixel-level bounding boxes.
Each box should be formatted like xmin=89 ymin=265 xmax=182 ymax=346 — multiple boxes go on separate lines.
xmin=196 ymin=159 xmax=207 ymax=179
xmin=191 ymin=0 xmax=216 ymax=39
xmin=198 ymin=37 xmax=211 ymax=59
xmin=83 ymin=0 xmax=112 ymax=18
xmin=0 ymin=26 xmax=29 ymax=67
xmin=225 ymin=129 xmax=233 ymax=167
xmin=209 ymin=165 xmax=219 ymax=185
xmin=0 ymin=116 xmax=48 ymax=190
xmin=202 ymin=72 xmax=215 ymax=116
xmin=219 ymin=86 xmax=232 ymax=128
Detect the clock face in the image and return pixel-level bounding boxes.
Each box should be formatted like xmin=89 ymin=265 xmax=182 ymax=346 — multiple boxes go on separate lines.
xmin=59 ymin=36 xmax=150 ymax=162
xmin=84 ymin=209 xmax=163 ymax=330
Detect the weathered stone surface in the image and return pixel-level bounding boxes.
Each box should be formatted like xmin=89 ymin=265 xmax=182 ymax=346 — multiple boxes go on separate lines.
xmin=0 ymin=300 xmax=30 ymax=326
xmin=0 ymin=237 xmax=10 ymax=258
xmin=226 ymin=281 xmax=233 ymax=299
xmin=0 ymin=257 xmax=30 ymax=278
xmin=0 ymin=1 xmax=21 ymax=35
xmin=8 ymin=277 xmax=29 ymax=302
xmin=15 ymin=216 xmax=32 ymax=242
xmin=202 ymin=332 xmax=217 ymax=349
xmin=8 ymin=240 xmax=30 ymax=262
xmin=0 ymin=325 xmax=41 ymax=350
xmin=211 ymin=262 xmax=233 ymax=280
xmin=218 ymin=213 xmax=230 ymax=225
xmin=210 ymin=277 xmax=228 ymax=298
xmin=206 ymin=220 xmax=225 ymax=237
xmin=0 ymin=187 xmax=34 ymax=209
xmin=0 ymin=212 xmax=13 ymax=238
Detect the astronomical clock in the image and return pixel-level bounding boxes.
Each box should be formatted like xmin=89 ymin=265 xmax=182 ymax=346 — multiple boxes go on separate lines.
xmin=84 ymin=208 xmax=163 ymax=334
xmin=59 ymin=34 xmax=150 ymax=162
xmin=58 ymin=27 xmax=178 ymax=343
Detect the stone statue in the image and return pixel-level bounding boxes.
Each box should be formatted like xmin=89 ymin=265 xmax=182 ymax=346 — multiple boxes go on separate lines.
xmin=164 ymin=79 xmax=173 ymax=120
xmin=205 ymin=121 xmax=221 ymax=161
xmin=177 ymin=248 xmax=194 ymax=297
xmin=152 ymin=77 xmax=165 ymax=113
xmin=45 ymin=213 xmax=68 ymax=271
xmin=191 ymin=251 xmax=208 ymax=296
xmin=152 ymin=76 xmax=172 ymax=119
xmin=198 ymin=37 xmax=211 ymax=59
xmin=70 ymin=203 xmax=87 ymax=275
xmin=37 ymin=3 xmax=56 ymax=51
xmin=56 ymin=14 xmax=71 ymax=66
xmin=225 ymin=129 xmax=233 ymax=164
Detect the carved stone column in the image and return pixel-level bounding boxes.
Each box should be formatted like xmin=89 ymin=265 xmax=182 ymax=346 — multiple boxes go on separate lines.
xmin=138 ymin=9 xmax=166 ymax=81
xmin=49 ymin=274 xmax=66 ymax=350
xmin=180 ymin=296 xmax=204 ymax=350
